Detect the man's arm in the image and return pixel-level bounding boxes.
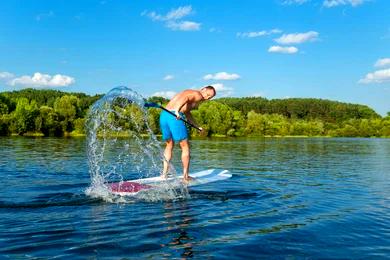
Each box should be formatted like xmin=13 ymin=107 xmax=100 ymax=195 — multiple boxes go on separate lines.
xmin=172 ymin=96 xmax=189 ymax=118
xmin=184 ymin=111 xmax=201 ymax=130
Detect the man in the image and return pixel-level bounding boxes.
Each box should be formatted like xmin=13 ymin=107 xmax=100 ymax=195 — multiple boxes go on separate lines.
xmin=160 ymin=86 xmax=216 ymax=182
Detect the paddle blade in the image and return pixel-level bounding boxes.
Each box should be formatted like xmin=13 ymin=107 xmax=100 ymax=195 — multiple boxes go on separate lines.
xmin=144 ymin=102 xmax=160 ymax=108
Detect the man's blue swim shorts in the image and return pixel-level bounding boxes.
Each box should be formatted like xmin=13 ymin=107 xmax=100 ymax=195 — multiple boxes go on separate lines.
xmin=159 ymin=110 xmax=188 ymax=142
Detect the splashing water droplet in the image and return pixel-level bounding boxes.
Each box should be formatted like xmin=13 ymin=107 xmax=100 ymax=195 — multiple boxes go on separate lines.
xmin=84 ymin=86 xmax=188 ymax=202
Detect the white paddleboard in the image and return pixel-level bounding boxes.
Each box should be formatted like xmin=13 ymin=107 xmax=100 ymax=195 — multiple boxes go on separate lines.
xmin=109 ymin=169 xmax=232 ymax=196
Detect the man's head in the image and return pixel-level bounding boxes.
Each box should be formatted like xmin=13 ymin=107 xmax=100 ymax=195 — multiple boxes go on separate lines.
xmin=200 ymin=86 xmax=216 ymax=100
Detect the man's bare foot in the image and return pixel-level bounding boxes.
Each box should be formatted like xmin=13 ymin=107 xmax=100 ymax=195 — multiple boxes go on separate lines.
xmin=161 ymin=172 xmax=168 ymax=179
xmin=183 ymin=175 xmax=194 ymax=184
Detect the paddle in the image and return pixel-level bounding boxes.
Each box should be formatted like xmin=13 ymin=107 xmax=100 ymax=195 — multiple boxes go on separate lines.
xmin=144 ymin=102 xmax=202 ymax=131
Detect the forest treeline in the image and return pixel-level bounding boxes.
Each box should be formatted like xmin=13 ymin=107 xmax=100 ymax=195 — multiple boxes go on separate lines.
xmin=0 ymin=88 xmax=389 ymax=137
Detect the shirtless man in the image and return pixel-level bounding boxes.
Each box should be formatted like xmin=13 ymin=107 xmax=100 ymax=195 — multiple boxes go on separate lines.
xmin=160 ymin=86 xmax=216 ymax=182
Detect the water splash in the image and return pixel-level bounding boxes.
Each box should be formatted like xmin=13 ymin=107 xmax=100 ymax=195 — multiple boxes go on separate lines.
xmin=85 ymin=86 xmax=188 ymax=202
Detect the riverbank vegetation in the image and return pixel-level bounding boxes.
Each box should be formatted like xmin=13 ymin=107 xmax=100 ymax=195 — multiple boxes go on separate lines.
xmin=0 ymin=88 xmax=389 ymax=137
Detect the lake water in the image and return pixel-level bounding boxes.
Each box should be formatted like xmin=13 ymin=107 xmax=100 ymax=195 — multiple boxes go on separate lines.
xmin=0 ymin=137 xmax=389 ymax=259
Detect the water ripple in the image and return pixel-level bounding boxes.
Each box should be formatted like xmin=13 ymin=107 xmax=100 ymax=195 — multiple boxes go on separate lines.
xmin=0 ymin=137 xmax=389 ymax=258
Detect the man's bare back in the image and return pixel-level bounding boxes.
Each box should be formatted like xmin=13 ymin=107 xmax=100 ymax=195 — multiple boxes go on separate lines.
xmin=166 ymin=88 xmax=215 ymax=125
xmin=166 ymin=90 xmax=204 ymax=113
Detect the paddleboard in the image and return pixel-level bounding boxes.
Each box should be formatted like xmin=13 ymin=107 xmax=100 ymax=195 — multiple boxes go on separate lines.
xmin=108 ymin=169 xmax=232 ymax=196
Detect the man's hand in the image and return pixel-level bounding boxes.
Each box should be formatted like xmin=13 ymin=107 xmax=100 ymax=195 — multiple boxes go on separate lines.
xmin=174 ymin=110 xmax=181 ymax=120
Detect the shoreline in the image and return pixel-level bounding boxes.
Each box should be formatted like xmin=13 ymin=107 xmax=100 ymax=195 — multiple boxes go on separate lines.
xmin=7 ymin=132 xmax=390 ymax=139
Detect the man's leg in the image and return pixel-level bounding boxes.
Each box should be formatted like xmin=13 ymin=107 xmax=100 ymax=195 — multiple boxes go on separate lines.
xmin=179 ymin=139 xmax=191 ymax=181
xmin=162 ymin=139 xmax=174 ymax=178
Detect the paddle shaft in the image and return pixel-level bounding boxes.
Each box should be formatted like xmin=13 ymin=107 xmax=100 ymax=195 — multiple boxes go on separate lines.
xmin=158 ymin=105 xmax=202 ymax=132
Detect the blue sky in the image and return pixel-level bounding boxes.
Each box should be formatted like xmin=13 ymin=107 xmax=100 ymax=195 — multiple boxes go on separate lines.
xmin=0 ymin=0 xmax=389 ymax=115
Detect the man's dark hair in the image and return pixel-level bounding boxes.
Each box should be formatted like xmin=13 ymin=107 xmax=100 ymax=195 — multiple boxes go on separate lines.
xmin=204 ymin=85 xmax=216 ymax=96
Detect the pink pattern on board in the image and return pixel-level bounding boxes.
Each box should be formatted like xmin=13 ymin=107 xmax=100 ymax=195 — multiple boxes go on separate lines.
xmin=109 ymin=181 xmax=152 ymax=193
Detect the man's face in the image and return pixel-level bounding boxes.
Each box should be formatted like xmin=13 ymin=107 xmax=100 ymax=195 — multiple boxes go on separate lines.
xmin=203 ymin=88 xmax=215 ymax=100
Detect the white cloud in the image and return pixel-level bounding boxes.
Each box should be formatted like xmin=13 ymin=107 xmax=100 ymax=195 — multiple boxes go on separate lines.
xmin=9 ymin=72 xmax=75 ymax=87
xmin=323 ymin=0 xmax=366 ymax=8
xmin=209 ymin=27 xmax=221 ymax=33
xmin=271 ymin=29 xmax=283 ymax=34
xmin=282 ymin=0 xmax=310 ymax=5
xmin=275 ymin=31 xmax=319 ymax=44
xmin=151 ymin=91 xmax=177 ymax=99
xmin=203 ymin=72 xmax=241 ymax=81
xmin=166 ymin=21 xmax=201 ymax=31
xmin=237 ymin=31 xmax=266 ymax=38
xmin=165 ymin=6 xmax=193 ymax=20
xmin=143 ymin=11 xmax=163 ymax=21
xmin=36 ymin=11 xmax=54 ymax=21
xmin=142 ymin=6 xmax=201 ymax=31
xmin=375 ymin=58 xmax=390 ymax=68
xmin=237 ymin=29 xmax=282 ymax=38
xmin=163 ymin=75 xmax=174 ymax=80
xmin=268 ymin=45 xmax=298 ymax=54
xmin=0 ymin=72 xmax=14 ymax=79
xmin=359 ymin=68 xmax=390 ymax=84
xmin=209 ymin=83 xmax=234 ymax=97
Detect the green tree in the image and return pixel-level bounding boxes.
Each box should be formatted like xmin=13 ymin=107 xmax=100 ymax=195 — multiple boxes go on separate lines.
xmin=194 ymin=101 xmax=234 ymax=136
xmin=11 ymin=98 xmax=39 ymax=134
xmin=73 ymin=118 xmax=86 ymax=135
xmin=230 ymin=110 xmax=245 ymax=136
xmin=147 ymin=107 xmax=160 ymax=134
xmin=0 ymin=115 xmax=11 ymax=135
xmin=306 ymin=120 xmax=325 ymax=136
xmin=263 ymin=114 xmax=290 ymax=136
xmin=39 ymin=106 xmax=62 ymax=136
xmin=335 ymin=120 xmax=360 ymax=137
xmin=54 ymin=95 xmax=79 ymax=133
xmin=380 ymin=117 xmax=390 ymax=136
xmin=0 ymin=103 xmax=8 ymax=115
xmin=0 ymin=88 xmax=386 ymax=138
xmin=147 ymin=96 xmax=169 ymax=106
xmin=245 ymin=111 xmax=265 ymax=135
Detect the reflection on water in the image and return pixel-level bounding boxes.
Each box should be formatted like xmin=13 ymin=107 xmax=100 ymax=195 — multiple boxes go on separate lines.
xmin=0 ymin=137 xmax=389 ymax=258
xmin=162 ymin=201 xmax=194 ymax=259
